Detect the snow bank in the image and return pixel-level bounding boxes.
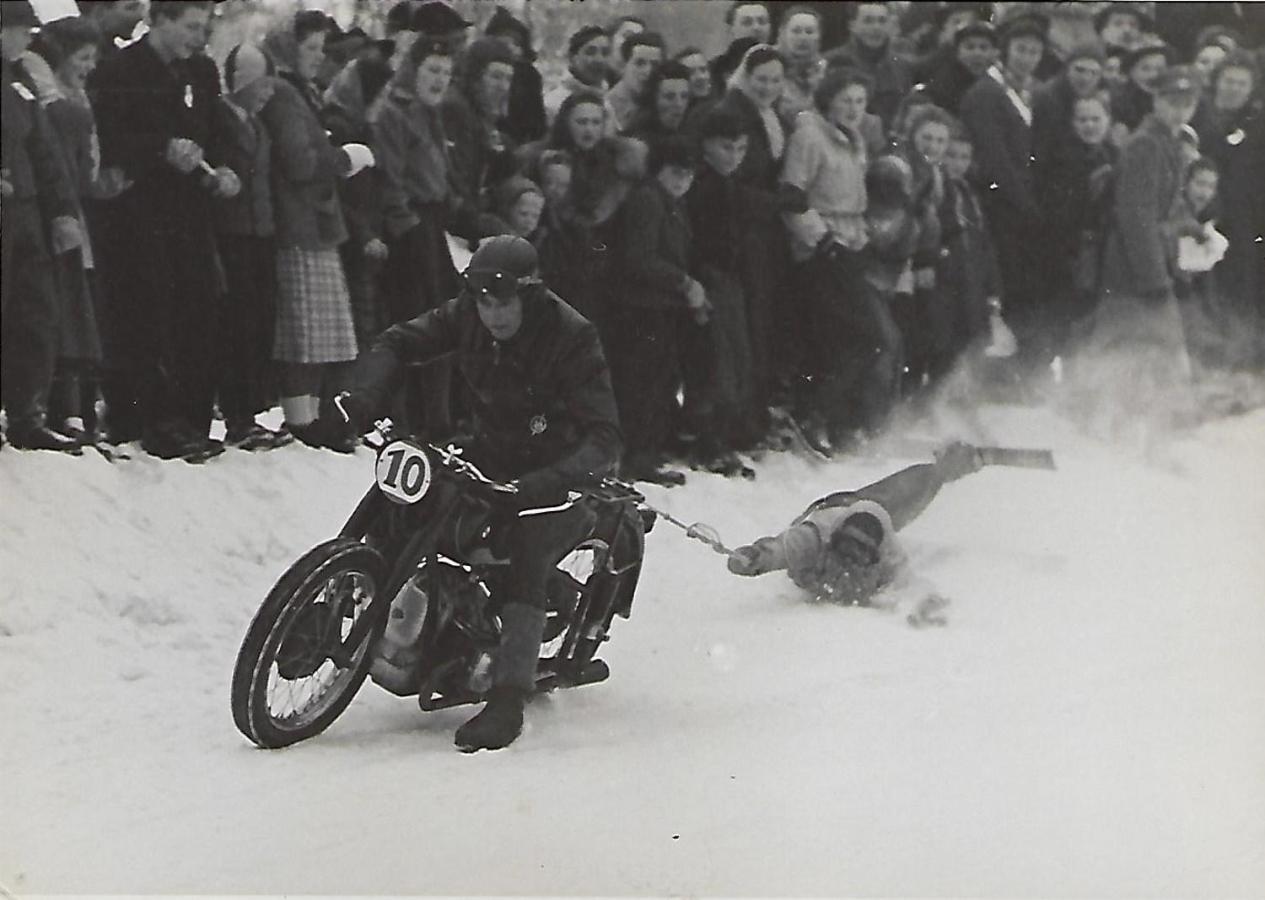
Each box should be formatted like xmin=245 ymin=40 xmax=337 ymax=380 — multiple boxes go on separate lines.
xmin=2 ymin=399 xmax=1263 ymax=896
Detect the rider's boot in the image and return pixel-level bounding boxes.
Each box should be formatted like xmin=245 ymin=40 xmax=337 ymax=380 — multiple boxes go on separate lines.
xmin=454 ymin=602 xmax=545 ymax=752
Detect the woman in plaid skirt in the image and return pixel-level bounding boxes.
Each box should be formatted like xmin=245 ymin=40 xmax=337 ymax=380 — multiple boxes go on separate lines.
xmin=260 ymin=12 xmax=376 ymax=451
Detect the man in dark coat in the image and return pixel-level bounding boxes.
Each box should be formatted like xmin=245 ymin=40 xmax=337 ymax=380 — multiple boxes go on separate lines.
xmin=1 ymin=0 xmax=83 ymax=452
xmin=347 ymin=236 xmax=622 ymax=752
xmin=91 ymin=0 xmax=231 ymax=459
xmin=959 ymin=15 xmax=1048 ymax=370
xmin=825 ymin=1 xmax=913 ymax=131
xmin=1087 ymin=68 xmax=1202 ymax=437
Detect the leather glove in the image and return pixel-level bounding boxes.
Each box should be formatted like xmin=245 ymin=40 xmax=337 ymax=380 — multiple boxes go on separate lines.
xmin=509 ymin=470 xmax=565 ymax=509
xmin=727 ymin=546 xmax=762 ymax=576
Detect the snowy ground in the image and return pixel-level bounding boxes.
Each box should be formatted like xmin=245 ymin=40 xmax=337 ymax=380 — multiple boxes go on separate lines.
xmin=2 ymin=391 xmax=1264 ymax=897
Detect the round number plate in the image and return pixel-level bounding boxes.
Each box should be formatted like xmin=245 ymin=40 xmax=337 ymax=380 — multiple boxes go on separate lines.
xmin=375 ymin=441 xmax=432 ymax=505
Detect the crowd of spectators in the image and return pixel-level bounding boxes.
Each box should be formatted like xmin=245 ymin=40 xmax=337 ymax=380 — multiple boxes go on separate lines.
xmin=2 ymin=0 xmax=1262 ymax=481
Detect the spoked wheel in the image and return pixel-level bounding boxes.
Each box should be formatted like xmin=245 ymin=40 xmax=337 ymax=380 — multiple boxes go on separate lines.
xmin=231 ymin=538 xmax=387 ymax=748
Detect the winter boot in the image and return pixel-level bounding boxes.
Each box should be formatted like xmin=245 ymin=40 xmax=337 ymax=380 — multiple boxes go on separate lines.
xmin=454 ymin=602 xmax=546 ymax=752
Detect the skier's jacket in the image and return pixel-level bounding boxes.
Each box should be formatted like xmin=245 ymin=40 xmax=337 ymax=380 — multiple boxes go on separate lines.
xmin=737 ymin=462 xmax=954 ymax=601
xmin=354 ymin=286 xmax=623 ymax=493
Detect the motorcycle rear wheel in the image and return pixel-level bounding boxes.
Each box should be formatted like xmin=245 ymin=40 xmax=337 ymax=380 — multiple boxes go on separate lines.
xmin=231 ymin=538 xmax=387 ymax=748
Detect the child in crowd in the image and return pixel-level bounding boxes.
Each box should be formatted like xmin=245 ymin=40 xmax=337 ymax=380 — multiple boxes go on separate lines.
xmin=492 ymin=175 xmax=546 ymax=238
xmin=607 ymin=135 xmax=706 ymax=485
xmin=532 ymin=149 xmax=607 ymax=326
xmin=1165 ymin=156 xmax=1229 ymax=370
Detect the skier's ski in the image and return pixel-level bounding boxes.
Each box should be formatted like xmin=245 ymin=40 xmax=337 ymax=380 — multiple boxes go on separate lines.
xmin=767 ymin=408 xmax=830 ymax=464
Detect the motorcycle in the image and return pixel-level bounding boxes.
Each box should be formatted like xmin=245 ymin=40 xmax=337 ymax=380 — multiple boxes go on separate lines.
xmin=231 ymin=415 xmax=654 ymax=749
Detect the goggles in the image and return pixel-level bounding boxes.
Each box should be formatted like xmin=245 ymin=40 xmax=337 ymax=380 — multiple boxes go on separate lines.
xmin=463 ymin=269 xmax=533 ymax=301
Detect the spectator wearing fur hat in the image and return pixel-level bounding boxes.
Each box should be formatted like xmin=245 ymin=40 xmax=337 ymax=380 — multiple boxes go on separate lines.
xmin=91 ymin=0 xmax=230 ymax=459
xmin=485 ymin=5 xmax=546 ymax=145
xmin=920 ymin=20 xmax=998 ymax=117
xmin=543 ymin=26 xmax=613 ymax=127
xmin=825 ymin=2 xmax=914 ymax=132
xmin=260 ymin=11 xmax=373 ymax=452
xmin=606 ymin=135 xmax=703 ymax=486
xmin=442 ymin=37 xmax=519 ymax=242
xmin=409 ymin=0 xmax=472 ymax=56
xmin=207 ymin=43 xmax=290 ymax=450
xmin=959 ymin=13 xmax=1049 ymax=372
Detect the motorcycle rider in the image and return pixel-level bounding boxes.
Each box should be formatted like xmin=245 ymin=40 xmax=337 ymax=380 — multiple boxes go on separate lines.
xmin=341 ymin=235 xmax=622 ymax=752
xmin=726 ymin=442 xmax=983 ymax=605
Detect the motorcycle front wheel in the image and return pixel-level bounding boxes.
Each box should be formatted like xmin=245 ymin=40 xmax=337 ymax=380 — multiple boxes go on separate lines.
xmin=231 ymin=538 xmax=387 ymax=748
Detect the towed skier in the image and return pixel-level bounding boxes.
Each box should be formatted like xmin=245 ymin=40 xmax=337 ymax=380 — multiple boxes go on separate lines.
xmin=726 ymin=442 xmax=988 ymax=621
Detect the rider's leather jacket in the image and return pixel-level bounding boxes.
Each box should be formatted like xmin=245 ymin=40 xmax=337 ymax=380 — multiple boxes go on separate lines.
xmin=354 ymin=285 xmax=623 ymax=494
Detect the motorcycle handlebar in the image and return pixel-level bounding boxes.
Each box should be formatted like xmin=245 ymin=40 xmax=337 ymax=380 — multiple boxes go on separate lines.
xmin=356 ymin=407 xmax=644 ymax=508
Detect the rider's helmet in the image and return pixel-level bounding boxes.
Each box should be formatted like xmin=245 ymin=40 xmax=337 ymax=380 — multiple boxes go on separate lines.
xmin=464 ymin=235 xmax=541 ymax=300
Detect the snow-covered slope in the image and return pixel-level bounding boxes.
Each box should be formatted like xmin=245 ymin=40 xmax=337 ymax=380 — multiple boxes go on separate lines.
xmin=2 ymin=401 xmax=1263 ymax=896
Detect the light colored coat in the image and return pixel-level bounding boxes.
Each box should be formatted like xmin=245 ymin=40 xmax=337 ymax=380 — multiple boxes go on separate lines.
xmin=780 ymin=110 xmax=869 ymax=261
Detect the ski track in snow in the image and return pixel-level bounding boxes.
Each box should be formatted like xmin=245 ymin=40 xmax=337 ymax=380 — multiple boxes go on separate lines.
xmin=1 ymin=403 xmax=1264 ymax=896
